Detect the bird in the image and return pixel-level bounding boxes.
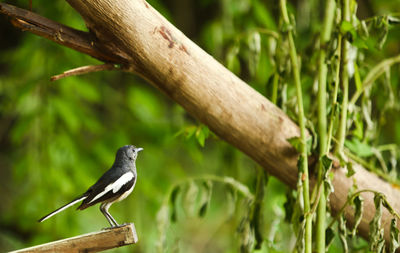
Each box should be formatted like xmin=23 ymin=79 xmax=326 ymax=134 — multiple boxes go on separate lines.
xmin=38 ymin=145 xmax=143 ymax=227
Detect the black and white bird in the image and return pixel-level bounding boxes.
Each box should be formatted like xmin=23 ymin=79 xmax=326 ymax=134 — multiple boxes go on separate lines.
xmin=38 ymin=145 xmax=142 ymax=227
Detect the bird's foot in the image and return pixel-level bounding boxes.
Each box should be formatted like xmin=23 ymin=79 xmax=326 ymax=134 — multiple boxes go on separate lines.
xmin=101 ymin=223 xmax=131 ymax=230
xmin=115 ymin=222 xmax=132 ymax=228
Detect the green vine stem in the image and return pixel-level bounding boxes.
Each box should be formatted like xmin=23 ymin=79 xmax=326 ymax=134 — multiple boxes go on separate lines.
xmin=316 ymin=1 xmax=336 ymax=252
xmin=271 ymin=72 xmax=279 ymax=104
xmin=334 ymin=0 xmax=351 ymax=157
xmin=279 ymin=0 xmax=312 ymax=252
xmin=326 ymin=37 xmax=342 ymax=151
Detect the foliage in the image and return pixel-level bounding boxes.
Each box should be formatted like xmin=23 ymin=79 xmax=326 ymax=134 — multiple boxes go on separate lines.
xmin=1 ymin=0 xmax=400 ymax=252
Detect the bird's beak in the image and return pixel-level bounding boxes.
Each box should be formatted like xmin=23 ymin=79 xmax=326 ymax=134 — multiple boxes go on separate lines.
xmin=136 ymin=147 xmax=143 ymax=152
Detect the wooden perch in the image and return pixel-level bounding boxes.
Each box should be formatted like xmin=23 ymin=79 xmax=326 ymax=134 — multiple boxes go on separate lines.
xmin=1 ymin=0 xmax=400 ymax=243
xmin=10 ymin=223 xmax=138 ymax=253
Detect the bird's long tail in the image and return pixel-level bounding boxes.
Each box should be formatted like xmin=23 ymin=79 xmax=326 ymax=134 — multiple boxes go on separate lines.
xmin=38 ymin=195 xmax=87 ymax=222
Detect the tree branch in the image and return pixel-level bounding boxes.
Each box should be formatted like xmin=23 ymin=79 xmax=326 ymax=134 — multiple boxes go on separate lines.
xmin=0 ymin=3 xmax=128 ymax=64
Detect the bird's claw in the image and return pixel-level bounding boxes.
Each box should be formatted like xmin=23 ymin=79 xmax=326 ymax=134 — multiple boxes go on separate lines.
xmin=102 ymin=223 xmax=131 ymax=230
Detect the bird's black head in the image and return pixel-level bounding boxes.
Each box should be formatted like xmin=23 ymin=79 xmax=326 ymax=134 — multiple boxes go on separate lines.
xmin=116 ymin=145 xmax=143 ymax=163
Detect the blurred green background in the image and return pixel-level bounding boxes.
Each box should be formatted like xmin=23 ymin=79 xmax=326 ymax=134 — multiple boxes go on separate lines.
xmin=0 ymin=0 xmax=399 ymax=252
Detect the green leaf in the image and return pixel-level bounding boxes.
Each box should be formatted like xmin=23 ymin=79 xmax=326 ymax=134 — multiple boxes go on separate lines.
xmin=324 ymin=179 xmax=334 ymax=198
xmin=339 ymin=214 xmax=348 ymax=253
xmin=293 ymin=176 xmax=304 ymax=234
xmin=170 ymin=185 xmax=181 ymax=204
xmin=195 ymin=125 xmax=210 ymax=147
xmin=390 ymin=218 xmax=400 ymax=253
xmin=369 ymin=194 xmax=385 ymax=252
xmin=340 ymin=21 xmax=354 ymax=34
xmin=325 ymin=227 xmax=335 ymax=249
xmin=226 ymin=184 xmax=237 ymax=217
xmin=239 ymin=216 xmax=254 ymax=253
xmin=376 ymin=16 xmax=389 ymax=49
xmin=321 ymin=155 xmax=333 ymax=175
xmin=352 ymin=112 xmax=364 ymax=140
xmin=288 ymin=136 xmax=312 ymax=154
xmin=297 ymin=155 xmax=305 ymax=173
xmin=237 ymin=198 xmax=255 ymax=253
xmin=156 ymin=204 xmax=170 ymax=252
xmin=198 ymin=180 xmax=212 ymax=218
xmin=251 ymin=168 xmax=266 ymax=249
xmin=344 ymin=138 xmax=374 ymax=157
xmin=157 ymin=204 xmax=170 ymax=230
xmin=347 ymin=162 xmax=356 ymax=177
xmin=284 ymin=190 xmax=296 ymax=223
xmin=351 ymin=195 xmax=364 ymax=237
xmin=288 ymin=136 xmax=302 ymax=153
xmin=295 ymin=217 xmax=306 ymax=253
xmin=226 ymin=44 xmax=241 ymax=74
xmin=184 ymin=126 xmax=197 ymax=140
xmin=247 ymin=31 xmax=261 ymax=77
xmin=183 ymin=181 xmax=199 ymax=217
xmin=383 ymin=198 xmax=398 ymax=218
xmin=169 ymin=185 xmax=181 ymax=222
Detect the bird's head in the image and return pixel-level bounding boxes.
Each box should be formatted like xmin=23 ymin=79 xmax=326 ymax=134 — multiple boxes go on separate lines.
xmin=117 ymin=145 xmax=143 ymax=162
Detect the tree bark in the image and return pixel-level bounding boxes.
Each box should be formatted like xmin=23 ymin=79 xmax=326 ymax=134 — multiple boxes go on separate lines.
xmin=2 ymin=0 xmax=400 ymax=243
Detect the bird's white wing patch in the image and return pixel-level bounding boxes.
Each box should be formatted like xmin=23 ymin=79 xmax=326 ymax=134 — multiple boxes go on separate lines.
xmin=89 ymin=172 xmax=134 ymax=203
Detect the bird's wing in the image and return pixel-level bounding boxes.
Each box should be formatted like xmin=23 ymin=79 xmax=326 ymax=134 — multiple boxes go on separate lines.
xmin=77 ymin=169 xmax=135 ymax=210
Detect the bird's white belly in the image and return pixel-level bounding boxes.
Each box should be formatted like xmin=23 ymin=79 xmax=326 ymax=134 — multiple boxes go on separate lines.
xmin=115 ymin=183 xmax=135 ymax=203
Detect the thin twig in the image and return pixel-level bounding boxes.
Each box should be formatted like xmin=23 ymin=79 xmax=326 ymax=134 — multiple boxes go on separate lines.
xmin=0 ymin=3 xmax=127 ymax=64
xmin=51 ymin=64 xmax=116 ymax=81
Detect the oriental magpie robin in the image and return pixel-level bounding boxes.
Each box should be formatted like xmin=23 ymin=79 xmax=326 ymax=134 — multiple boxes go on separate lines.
xmin=38 ymin=145 xmax=142 ymax=227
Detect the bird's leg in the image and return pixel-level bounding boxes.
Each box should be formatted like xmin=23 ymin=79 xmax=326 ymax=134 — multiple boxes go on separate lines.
xmin=100 ymin=203 xmax=114 ymax=227
xmin=100 ymin=203 xmax=118 ymax=227
xmin=107 ymin=211 xmax=119 ymax=227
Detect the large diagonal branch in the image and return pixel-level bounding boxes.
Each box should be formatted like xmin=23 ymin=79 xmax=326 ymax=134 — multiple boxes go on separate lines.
xmin=2 ymin=1 xmax=400 ymax=242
